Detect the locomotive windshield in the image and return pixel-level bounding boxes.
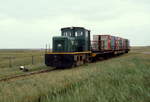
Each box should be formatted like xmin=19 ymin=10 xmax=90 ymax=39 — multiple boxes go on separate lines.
xmin=63 ymin=31 xmax=72 ymax=37
xmin=75 ymin=31 xmax=83 ymax=36
xmin=61 ymin=27 xmax=86 ymax=37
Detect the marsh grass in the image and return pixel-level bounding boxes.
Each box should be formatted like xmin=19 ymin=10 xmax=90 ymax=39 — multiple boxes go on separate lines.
xmin=0 ymin=49 xmax=48 ymax=78
xmin=0 ymin=47 xmax=150 ymax=102
xmin=41 ymin=52 xmax=150 ymax=102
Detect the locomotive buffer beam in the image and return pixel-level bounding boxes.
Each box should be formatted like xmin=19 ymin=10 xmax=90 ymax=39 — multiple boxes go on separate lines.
xmin=45 ymin=51 xmax=91 ymax=68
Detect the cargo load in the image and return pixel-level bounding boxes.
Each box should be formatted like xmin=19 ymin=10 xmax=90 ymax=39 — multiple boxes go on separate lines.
xmin=92 ymin=35 xmax=129 ymax=52
xmin=92 ymin=35 xmax=116 ymax=51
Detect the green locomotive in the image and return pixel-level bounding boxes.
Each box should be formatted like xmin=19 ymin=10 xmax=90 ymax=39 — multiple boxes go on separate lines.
xmin=45 ymin=27 xmax=130 ymax=68
xmin=45 ymin=27 xmax=92 ymax=68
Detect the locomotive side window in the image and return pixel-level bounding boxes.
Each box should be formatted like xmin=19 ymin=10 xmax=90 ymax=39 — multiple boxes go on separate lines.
xmin=68 ymin=32 xmax=71 ymax=36
xmin=63 ymin=32 xmax=67 ymax=36
xmin=85 ymin=31 xmax=88 ymax=37
xmin=75 ymin=31 xmax=83 ymax=36
xmin=75 ymin=32 xmax=78 ymax=37
xmin=79 ymin=32 xmax=83 ymax=36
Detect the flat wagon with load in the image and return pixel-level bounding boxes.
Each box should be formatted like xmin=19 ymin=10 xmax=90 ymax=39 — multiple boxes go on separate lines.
xmin=45 ymin=27 xmax=130 ymax=68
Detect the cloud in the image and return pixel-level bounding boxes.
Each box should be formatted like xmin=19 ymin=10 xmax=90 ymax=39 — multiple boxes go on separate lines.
xmin=0 ymin=0 xmax=150 ymax=48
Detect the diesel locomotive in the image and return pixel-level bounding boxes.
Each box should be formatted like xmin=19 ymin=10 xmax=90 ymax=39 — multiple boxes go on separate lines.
xmin=45 ymin=27 xmax=130 ymax=68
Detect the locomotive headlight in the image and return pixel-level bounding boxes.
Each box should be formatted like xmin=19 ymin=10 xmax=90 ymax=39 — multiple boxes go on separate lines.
xmin=58 ymin=44 xmax=62 ymax=47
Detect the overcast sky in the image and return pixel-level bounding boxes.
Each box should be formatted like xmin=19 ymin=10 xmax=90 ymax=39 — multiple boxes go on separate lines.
xmin=0 ymin=0 xmax=150 ymax=48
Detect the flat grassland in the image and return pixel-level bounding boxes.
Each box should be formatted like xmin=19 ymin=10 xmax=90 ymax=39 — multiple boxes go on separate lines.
xmin=0 ymin=47 xmax=150 ymax=102
xmin=0 ymin=49 xmax=50 ymax=78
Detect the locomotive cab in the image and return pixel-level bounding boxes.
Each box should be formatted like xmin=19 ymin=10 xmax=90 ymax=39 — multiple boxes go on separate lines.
xmin=61 ymin=27 xmax=91 ymax=52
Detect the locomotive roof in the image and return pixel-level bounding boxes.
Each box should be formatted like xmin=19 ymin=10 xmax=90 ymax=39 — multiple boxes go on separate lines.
xmin=61 ymin=27 xmax=89 ymax=31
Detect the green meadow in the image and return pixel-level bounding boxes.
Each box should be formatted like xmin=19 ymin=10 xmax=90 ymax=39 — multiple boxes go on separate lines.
xmin=0 ymin=47 xmax=150 ymax=102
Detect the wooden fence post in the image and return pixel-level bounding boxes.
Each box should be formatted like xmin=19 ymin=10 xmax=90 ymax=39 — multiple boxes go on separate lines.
xmin=32 ymin=56 xmax=34 ymax=65
xmin=9 ymin=57 xmax=12 ymax=68
xmin=45 ymin=44 xmax=47 ymax=53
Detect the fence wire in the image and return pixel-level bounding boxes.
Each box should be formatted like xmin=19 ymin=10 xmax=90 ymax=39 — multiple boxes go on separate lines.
xmin=0 ymin=55 xmax=44 ymax=68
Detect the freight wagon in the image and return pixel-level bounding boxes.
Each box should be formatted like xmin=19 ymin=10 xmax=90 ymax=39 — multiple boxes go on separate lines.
xmin=45 ymin=27 xmax=130 ymax=68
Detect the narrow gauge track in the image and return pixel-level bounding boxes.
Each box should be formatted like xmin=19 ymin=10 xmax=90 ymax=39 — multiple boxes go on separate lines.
xmin=0 ymin=68 xmax=55 ymax=82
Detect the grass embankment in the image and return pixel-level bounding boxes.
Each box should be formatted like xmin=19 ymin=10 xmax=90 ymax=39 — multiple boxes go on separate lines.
xmin=0 ymin=47 xmax=150 ymax=102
